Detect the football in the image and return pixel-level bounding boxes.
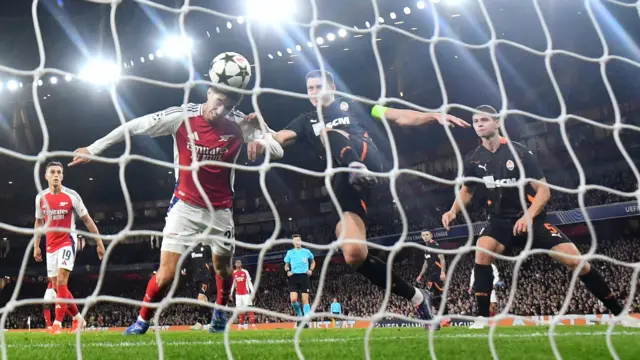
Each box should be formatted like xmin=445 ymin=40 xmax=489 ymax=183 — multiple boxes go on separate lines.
xmin=209 ymin=52 xmax=252 ymax=89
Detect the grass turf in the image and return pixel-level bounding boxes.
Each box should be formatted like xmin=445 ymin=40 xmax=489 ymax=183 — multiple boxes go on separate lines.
xmin=3 ymin=326 xmax=640 ymax=359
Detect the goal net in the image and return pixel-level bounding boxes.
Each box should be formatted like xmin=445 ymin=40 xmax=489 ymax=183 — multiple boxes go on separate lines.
xmin=0 ymin=0 xmax=639 ymax=358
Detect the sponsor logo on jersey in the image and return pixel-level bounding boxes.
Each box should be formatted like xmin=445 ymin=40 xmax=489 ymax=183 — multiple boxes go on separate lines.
xmin=326 ymin=116 xmax=350 ymax=129
xmin=186 ymin=142 xmax=229 ymax=162
xmin=219 ymin=135 xmax=234 ymax=142
xmin=482 ymin=176 xmax=517 ymax=189
xmin=60 ymin=202 xmax=68 ymax=206
xmin=506 ymin=160 xmax=514 ymax=171
xmin=340 ymin=101 xmax=349 ymax=111
xmin=478 ymin=164 xmax=487 ymax=171
xmin=42 ymin=208 xmax=69 ymax=220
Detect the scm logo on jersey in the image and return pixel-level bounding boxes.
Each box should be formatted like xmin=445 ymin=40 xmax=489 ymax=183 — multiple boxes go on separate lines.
xmin=482 ymin=176 xmax=517 ymax=189
xmin=326 ymin=116 xmax=351 ymax=129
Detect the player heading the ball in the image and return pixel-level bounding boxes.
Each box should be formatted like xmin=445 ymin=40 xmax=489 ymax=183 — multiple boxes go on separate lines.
xmin=247 ymin=69 xmax=470 ymax=329
xmin=34 ymin=161 xmax=105 ymax=334
xmin=69 ymin=52 xmax=284 ymax=335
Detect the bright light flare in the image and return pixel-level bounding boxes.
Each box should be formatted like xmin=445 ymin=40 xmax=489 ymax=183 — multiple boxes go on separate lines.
xmin=7 ymin=80 xmax=18 ymax=91
xmin=50 ymin=76 xmax=58 ymax=84
xmin=417 ymin=1 xmax=426 ymax=9
xmin=79 ymin=59 xmax=121 ymax=85
xmin=161 ymin=35 xmax=194 ymax=58
xmin=338 ymin=28 xmax=347 ymax=37
xmin=247 ymin=0 xmax=296 ymax=23
xmin=327 ymin=33 xmax=336 ymax=41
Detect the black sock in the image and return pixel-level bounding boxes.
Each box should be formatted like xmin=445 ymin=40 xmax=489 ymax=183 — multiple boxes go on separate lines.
xmin=355 ymin=254 xmax=417 ymax=301
xmin=200 ymin=306 xmax=210 ymax=323
xmin=325 ymin=130 xmax=361 ymax=166
xmin=473 ymin=263 xmax=494 ymax=317
xmin=579 ymin=268 xmax=623 ymax=315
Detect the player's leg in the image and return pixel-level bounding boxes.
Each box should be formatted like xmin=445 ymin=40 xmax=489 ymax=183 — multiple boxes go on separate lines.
xmin=191 ymin=286 xmax=210 ymax=330
xmin=52 ymin=246 xmax=83 ymax=333
xmin=301 ymin=276 xmax=312 ymax=316
xmin=471 ymin=236 xmax=505 ymax=327
xmin=289 ymin=288 xmax=303 ymax=316
xmin=540 ymin=224 xmax=626 ymax=318
xmin=337 ymin=212 xmax=431 ymax=319
xmin=489 ymin=290 xmax=498 ymax=317
xmin=43 ymin=278 xmax=56 ymax=328
xmin=209 ymin=252 xmax=233 ymax=332
xmin=319 ymin=128 xmax=363 ymax=168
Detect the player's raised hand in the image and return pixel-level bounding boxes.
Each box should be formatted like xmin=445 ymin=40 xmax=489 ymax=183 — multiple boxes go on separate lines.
xmin=33 ymin=247 xmax=42 ymax=262
xmin=441 ymin=211 xmax=456 ymax=230
xmin=96 ymin=240 xmax=105 ymax=260
xmin=69 ymin=147 xmax=91 ymax=167
xmin=287 ymin=271 xmax=293 ymax=277
xmin=247 ymin=140 xmax=265 ymax=161
xmin=416 ymin=275 xmax=422 ymax=283
xmin=433 ymin=113 xmax=470 ymax=128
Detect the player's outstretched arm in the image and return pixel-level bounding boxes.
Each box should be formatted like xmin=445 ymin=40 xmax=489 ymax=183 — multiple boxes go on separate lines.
xmin=442 ymin=185 xmax=474 ymax=230
xmin=438 ymin=254 xmax=447 ymax=280
xmin=69 ymin=107 xmax=187 ymax=166
xmin=513 ymin=147 xmax=550 ymax=235
xmin=229 ymin=279 xmax=236 ymax=301
xmin=33 ymin=194 xmax=45 ymax=262
xmin=416 ymin=260 xmax=429 ymax=282
xmin=80 ymin=214 xmax=105 ymax=260
xmin=245 ymin=113 xmax=300 ymax=161
xmin=373 ymin=105 xmax=470 ymax=128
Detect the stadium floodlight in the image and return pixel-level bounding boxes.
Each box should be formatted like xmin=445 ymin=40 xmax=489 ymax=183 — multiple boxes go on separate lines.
xmin=365 ymin=21 xmax=371 ymax=28
xmin=295 ymin=44 xmax=302 ymax=51
xmin=327 ymin=33 xmax=336 ymax=41
xmin=390 ymin=12 xmax=396 ymax=19
xmin=7 ymin=80 xmax=19 ymax=91
xmin=19 ymin=82 xmax=23 ymax=88
xmin=268 ymin=54 xmax=273 ymax=59
xmin=140 ymin=57 xmax=145 ymax=63
xmin=227 ymin=21 xmax=232 ymax=29
xmin=378 ymin=17 xmax=385 ymax=23
xmin=155 ymin=49 xmax=164 ymax=58
xmin=307 ymin=41 xmax=313 ymax=47
xmin=277 ymin=51 xmax=282 ymax=56
xmin=316 ymin=36 xmax=324 ymax=45
xmin=50 ymin=76 xmax=58 ymax=84
xmin=79 ymin=59 xmax=121 ymax=85
xmin=237 ymin=16 xmax=245 ymax=24
xmin=161 ymin=35 xmax=194 ymax=58
xmin=338 ymin=28 xmax=347 ymax=37
xmin=404 ymin=7 xmax=411 ymax=14
xmin=149 ymin=53 xmax=155 ymax=61
xmin=246 ymin=0 xmax=296 ymax=23
xmin=37 ymin=79 xmax=43 ymax=86
xmin=417 ymin=0 xmax=426 ymax=9
xmin=65 ymin=74 xmax=72 ymax=82
xmin=287 ymin=48 xmax=292 ymax=54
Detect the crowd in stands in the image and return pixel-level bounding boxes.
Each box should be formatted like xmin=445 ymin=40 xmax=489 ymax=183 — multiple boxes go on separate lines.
xmin=3 ymin=235 xmax=639 ymax=329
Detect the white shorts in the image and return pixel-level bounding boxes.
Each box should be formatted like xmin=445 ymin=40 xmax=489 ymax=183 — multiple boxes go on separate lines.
xmin=490 ymin=290 xmax=497 ymax=303
xmin=46 ymin=245 xmax=76 ymax=278
xmin=235 ymin=294 xmax=252 ymax=308
xmin=161 ymin=199 xmax=235 ymax=257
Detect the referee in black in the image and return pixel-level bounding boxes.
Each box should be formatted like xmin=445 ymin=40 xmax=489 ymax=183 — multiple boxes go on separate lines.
xmin=186 ymin=243 xmax=213 ymax=329
xmin=441 ymin=105 xmax=639 ymax=329
xmin=246 ymin=70 xmax=469 ymax=327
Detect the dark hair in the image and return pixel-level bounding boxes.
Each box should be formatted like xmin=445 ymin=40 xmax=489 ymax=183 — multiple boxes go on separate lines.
xmin=210 ymin=86 xmax=243 ymax=107
xmin=421 ymin=229 xmax=431 ymax=234
xmin=292 ymin=234 xmax=302 ymax=239
xmin=475 ymin=105 xmax=498 ymax=116
xmin=305 ymin=70 xmax=334 ymax=84
xmin=45 ymin=161 xmax=63 ymax=171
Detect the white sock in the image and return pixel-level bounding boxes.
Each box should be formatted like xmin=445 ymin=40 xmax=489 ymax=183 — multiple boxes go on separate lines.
xmin=53 ymin=320 xmax=61 ymax=326
xmin=203 ymin=324 xmax=210 ymax=330
xmin=411 ymin=287 xmax=424 ymax=306
xmin=137 ymin=315 xmax=148 ymax=324
xmin=73 ymin=314 xmax=83 ymax=321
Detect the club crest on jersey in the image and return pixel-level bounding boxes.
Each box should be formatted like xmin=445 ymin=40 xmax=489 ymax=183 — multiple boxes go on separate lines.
xmin=219 ymin=135 xmax=235 ymax=142
xmin=506 ymin=160 xmax=515 ymax=171
xmin=340 ymin=101 xmax=349 ymax=111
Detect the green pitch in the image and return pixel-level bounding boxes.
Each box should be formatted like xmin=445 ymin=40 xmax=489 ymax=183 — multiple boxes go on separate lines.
xmin=4 ymin=326 xmax=640 ymax=359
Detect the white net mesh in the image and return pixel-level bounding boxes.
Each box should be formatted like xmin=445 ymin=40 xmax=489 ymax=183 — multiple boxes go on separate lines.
xmin=1 ymin=0 xmax=640 ymax=359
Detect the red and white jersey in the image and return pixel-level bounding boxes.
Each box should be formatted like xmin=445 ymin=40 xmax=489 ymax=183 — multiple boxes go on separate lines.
xmin=35 ymin=187 xmax=88 ymax=253
xmin=232 ymin=268 xmax=253 ymax=295
xmin=87 ymin=104 xmax=272 ymax=209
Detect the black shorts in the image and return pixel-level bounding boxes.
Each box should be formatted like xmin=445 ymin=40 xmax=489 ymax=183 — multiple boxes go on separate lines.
xmin=331 ymin=134 xmax=384 ymax=221
xmin=427 ymin=276 xmax=444 ymax=298
xmin=480 ymin=217 xmax=572 ymax=250
xmin=197 ymin=281 xmax=214 ymax=298
xmin=288 ymin=273 xmax=311 ymax=294
xmin=193 ymin=270 xmax=213 ymax=297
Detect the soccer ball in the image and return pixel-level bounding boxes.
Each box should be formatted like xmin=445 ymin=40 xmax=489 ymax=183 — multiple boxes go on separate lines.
xmin=209 ymin=52 xmax=252 ymax=89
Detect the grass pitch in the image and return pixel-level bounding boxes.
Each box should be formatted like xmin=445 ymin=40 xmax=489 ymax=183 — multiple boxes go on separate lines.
xmin=4 ymin=326 xmax=640 ymax=359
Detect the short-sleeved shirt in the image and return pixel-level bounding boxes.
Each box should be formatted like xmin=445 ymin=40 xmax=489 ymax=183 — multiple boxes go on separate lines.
xmin=463 ymin=138 xmax=545 ymax=220
xmin=284 ymin=98 xmax=375 ymax=156
xmin=35 ymin=187 xmax=88 ymax=253
xmin=284 ymin=248 xmax=314 ymax=274
xmin=188 ymin=243 xmax=211 ymax=275
xmin=424 ymin=241 xmax=442 ymax=275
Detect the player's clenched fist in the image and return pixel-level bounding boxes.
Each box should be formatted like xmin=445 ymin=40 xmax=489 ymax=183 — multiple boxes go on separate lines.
xmin=441 ymin=211 xmax=456 ymax=230
xmin=247 ymin=140 xmax=265 ymax=161
xmin=33 ymin=247 xmax=42 ymax=262
xmin=69 ymin=147 xmax=91 ymax=167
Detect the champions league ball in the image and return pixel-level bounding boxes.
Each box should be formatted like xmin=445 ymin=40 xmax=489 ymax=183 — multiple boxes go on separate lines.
xmin=209 ymin=52 xmax=252 ymax=89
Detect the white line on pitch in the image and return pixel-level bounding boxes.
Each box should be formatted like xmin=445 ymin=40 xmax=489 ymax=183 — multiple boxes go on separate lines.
xmin=5 ymin=330 xmax=640 ymax=349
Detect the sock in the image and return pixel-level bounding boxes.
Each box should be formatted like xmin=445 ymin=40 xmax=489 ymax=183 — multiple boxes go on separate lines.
xmin=355 ymin=254 xmax=418 ymax=302
xmin=473 ymin=263 xmax=494 ymax=318
xmin=410 ymin=288 xmax=425 ymax=305
xmin=139 ymin=275 xmax=167 ymax=322
xmin=579 ymin=267 xmax=623 ymax=315
xmin=325 ymin=130 xmax=361 ymax=166
xmin=490 ymin=309 xmax=496 ymax=317
xmin=239 ymin=313 xmax=245 ymax=325
xmin=215 ymin=274 xmax=233 ymax=306
xmin=303 ymin=304 xmax=311 ymax=316
xmin=55 ymin=285 xmax=77 ymax=322
xmin=248 ymin=312 xmax=256 ymax=324
xmin=43 ymin=306 xmax=52 ymax=327
xmin=292 ymin=302 xmax=303 ymax=316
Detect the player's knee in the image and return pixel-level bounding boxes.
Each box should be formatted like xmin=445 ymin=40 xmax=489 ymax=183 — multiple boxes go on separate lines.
xmin=342 ymin=244 xmax=367 ymax=266
xmin=475 ymin=237 xmax=500 ymax=265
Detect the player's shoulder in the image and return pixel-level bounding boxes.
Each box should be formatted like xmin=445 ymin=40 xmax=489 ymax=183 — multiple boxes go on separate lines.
xmin=161 ymin=103 xmax=202 ymax=118
xmin=61 ymin=186 xmax=82 ymax=199
xmin=511 ymin=141 xmax=535 ymax=156
xmin=35 ymin=188 xmax=50 ymax=199
xmin=464 ymin=146 xmax=483 ymax=163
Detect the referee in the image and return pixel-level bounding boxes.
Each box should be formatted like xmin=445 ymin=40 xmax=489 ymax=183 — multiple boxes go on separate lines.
xmin=284 ymin=234 xmax=315 ymax=320
xmin=330 ymin=298 xmax=342 ymax=328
